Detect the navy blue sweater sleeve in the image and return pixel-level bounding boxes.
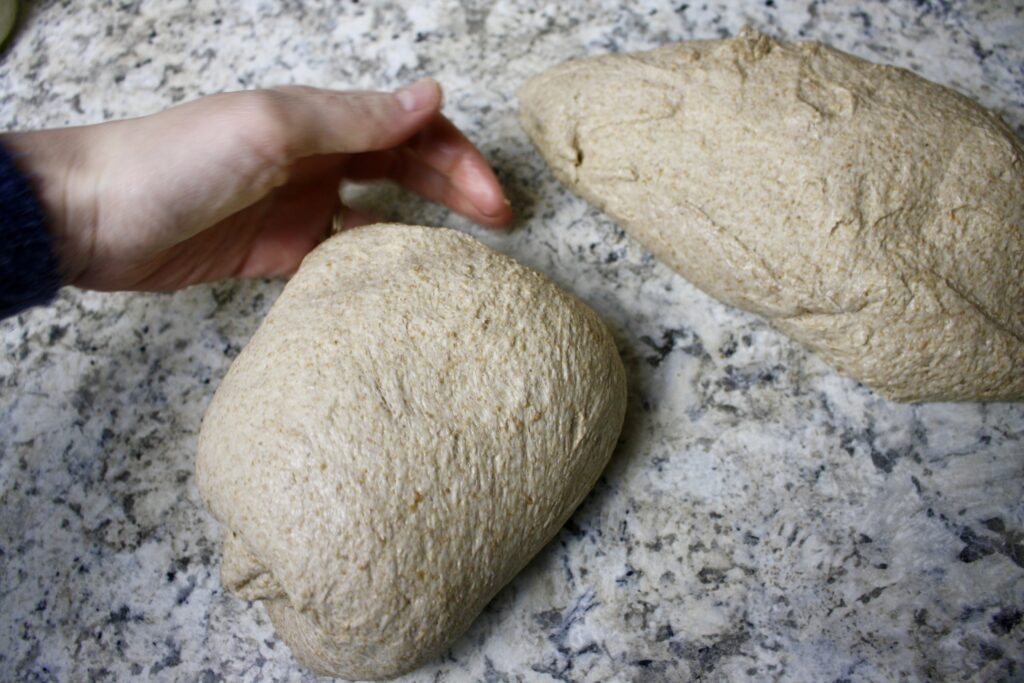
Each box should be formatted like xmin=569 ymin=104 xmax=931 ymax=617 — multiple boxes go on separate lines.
xmin=0 ymin=142 xmax=61 ymax=319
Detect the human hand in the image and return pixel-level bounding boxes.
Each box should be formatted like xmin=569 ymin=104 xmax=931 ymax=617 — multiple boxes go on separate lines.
xmin=2 ymin=78 xmax=513 ymax=291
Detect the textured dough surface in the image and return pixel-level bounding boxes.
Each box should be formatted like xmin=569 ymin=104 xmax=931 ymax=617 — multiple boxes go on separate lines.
xmin=518 ymin=28 xmax=1024 ymax=402
xmin=196 ymin=225 xmax=627 ymax=680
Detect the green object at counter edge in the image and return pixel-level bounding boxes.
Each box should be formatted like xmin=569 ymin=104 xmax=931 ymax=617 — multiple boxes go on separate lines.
xmin=0 ymin=0 xmax=17 ymax=48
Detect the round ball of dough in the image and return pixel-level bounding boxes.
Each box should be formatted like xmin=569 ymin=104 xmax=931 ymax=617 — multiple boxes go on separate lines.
xmin=196 ymin=225 xmax=627 ymax=680
xmin=519 ymin=28 xmax=1023 ymax=401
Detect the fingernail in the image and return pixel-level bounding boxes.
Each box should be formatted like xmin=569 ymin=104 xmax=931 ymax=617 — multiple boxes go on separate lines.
xmin=480 ymin=195 xmax=513 ymax=219
xmin=395 ymin=78 xmax=438 ymax=112
xmin=465 ymin=166 xmax=508 ymax=219
xmin=478 ymin=192 xmax=514 ymax=222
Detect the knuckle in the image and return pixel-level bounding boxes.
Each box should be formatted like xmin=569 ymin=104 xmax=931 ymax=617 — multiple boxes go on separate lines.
xmin=332 ymin=93 xmax=402 ymax=148
xmin=235 ymin=90 xmax=292 ymax=160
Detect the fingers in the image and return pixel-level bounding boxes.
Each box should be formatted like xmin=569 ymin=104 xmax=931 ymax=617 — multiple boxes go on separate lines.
xmin=153 ymin=79 xmax=508 ymax=239
xmin=222 ymin=82 xmax=511 ymax=227
xmin=266 ymin=79 xmax=443 ymax=160
xmin=344 ymin=114 xmax=513 ymax=228
xmin=405 ymin=114 xmax=511 ymax=224
xmin=391 ymin=148 xmax=512 ymax=229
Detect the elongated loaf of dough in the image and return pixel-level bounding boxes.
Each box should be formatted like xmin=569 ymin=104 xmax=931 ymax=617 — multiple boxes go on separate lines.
xmin=196 ymin=225 xmax=627 ymax=680
xmin=519 ymin=28 xmax=1023 ymax=401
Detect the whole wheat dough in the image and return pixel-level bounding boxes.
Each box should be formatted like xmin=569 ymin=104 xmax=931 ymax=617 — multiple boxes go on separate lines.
xmin=196 ymin=225 xmax=627 ymax=680
xmin=518 ymin=28 xmax=1024 ymax=401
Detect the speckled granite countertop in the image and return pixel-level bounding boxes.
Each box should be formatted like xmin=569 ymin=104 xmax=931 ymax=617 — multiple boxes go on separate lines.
xmin=2 ymin=1 xmax=1022 ymax=681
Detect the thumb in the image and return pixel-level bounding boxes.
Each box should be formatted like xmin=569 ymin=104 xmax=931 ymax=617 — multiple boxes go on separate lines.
xmin=269 ymin=79 xmax=443 ymax=159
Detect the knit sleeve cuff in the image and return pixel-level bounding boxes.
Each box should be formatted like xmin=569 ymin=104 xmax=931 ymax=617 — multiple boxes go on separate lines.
xmin=0 ymin=141 xmax=61 ymax=319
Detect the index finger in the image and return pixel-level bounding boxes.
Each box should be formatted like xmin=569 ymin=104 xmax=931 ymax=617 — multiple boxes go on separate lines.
xmin=347 ymin=114 xmax=514 ymax=228
xmin=405 ymin=114 xmax=513 ymax=225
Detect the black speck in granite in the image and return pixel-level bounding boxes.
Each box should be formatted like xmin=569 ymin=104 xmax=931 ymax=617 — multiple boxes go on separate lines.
xmin=672 ymin=628 xmax=752 ymax=678
xmin=990 ymin=607 xmax=1022 ymax=636
xmin=639 ymin=325 xmax=706 ymax=367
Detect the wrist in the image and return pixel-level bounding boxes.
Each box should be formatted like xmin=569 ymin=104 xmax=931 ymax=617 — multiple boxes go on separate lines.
xmin=1 ymin=129 xmax=95 ymax=285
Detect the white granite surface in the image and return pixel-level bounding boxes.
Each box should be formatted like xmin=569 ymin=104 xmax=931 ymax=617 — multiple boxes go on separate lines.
xmin=1 ymin=1 xmax=1022 ymax=681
